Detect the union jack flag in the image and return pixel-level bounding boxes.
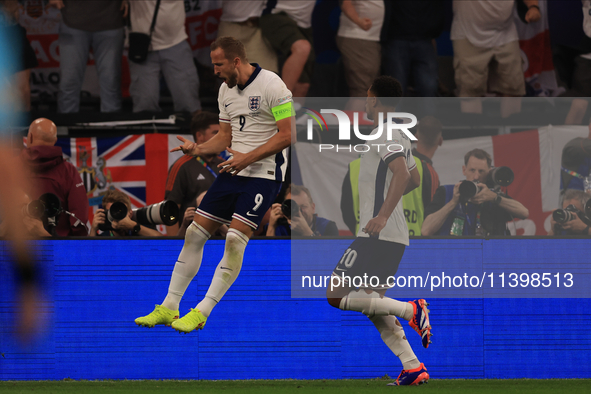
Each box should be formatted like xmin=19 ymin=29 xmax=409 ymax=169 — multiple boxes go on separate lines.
xmin=56 ymin=134 xmax=170 ymax=215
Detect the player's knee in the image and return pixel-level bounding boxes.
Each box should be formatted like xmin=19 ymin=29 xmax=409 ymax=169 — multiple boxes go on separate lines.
xmin=223 ymin=229 xmax=249 ymax=269
xmin=185 ymin=222 xmax=211 ymax=246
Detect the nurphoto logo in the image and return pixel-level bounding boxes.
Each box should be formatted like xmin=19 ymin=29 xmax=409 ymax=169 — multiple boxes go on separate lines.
xmin=304 ymin=109 xmax=418 ymax=153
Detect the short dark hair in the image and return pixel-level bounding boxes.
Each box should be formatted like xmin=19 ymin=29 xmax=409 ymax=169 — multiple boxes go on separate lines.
xmin=369 ymin=76 xmax=402 ymax=108
xmin=102 ymin=189 xmax=131 ymax=211
xmin=417 ymin=116 xmax=442 ymax=147
xmin=464 ymin=148 xmax=492 ymax=167
xmin=210 ymin=36 xmax=248 ymax=63
xmin=290 ymin=184 xmax=314 ymax=205
xmin=191 ymin=111 xmax=219 ymax=141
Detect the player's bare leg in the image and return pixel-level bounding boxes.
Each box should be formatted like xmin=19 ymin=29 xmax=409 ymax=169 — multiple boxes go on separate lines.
xmin=172 ymin=218 xmax=253 ymax=333
xmin=135 ymin=215 xmax=221 ymax=328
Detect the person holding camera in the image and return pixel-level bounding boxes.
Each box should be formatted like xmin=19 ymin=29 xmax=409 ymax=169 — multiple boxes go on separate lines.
xmin=20 ymin=118 xmax=89 ymax=236
xmin=89 ymin=190 xmax=162 ymax=237
xmin=266 ymin=184 xmax=338 ymax=237
xmin=421 ymin=149 xmax=529 ymax=236
xmin=548 ymin=189 xmax=591 ymax=235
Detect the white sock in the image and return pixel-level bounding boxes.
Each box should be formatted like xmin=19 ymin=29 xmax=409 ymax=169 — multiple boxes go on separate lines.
xmin=370 ymin=315 xmax=420 ymax=371
xmin=338 ymin=289 xmax=414 ymax=320
xmin=162 ymin=223 xmax=210 ymax=311
xmin=196 ymin=228 xmax=248 ymax=317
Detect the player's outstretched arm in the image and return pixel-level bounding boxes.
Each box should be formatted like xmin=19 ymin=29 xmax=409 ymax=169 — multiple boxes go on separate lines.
xmin=171 ymin=122 xmax=232 ymax=156
xmin=364 ymin=156 xmax=410 ymax=236
xmin=219 ymin=116 xmax=292 ymax=175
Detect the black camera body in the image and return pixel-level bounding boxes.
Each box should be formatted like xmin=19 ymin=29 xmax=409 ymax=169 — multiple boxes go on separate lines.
xmin=281 ymin=199 xmax=300 ymax=220
xmin=23 ymin=193 xmax=62 ymax=219
xmin=459 ymin=166 xmax=514 ymax=203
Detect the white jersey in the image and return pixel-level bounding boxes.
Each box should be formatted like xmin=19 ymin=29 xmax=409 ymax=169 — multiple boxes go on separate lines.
xmin=218 ymin=65 xmax=292 ymax=181
xmin=357 ymin=122 xmax=417 ymax=245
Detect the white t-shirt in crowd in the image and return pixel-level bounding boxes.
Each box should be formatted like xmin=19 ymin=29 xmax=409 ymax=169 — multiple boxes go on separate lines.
xmin=221 ymin=0 xmax=265 ymax=22
xmin=451 ymin=0 xmax=518 ymax=48
xmin=337 ymin=0 xmax=384 ymax=42
xmin=129 ymin=0 xmax=187 ymax=51
xmin=272 ymin=0 xmax=315 ymax=29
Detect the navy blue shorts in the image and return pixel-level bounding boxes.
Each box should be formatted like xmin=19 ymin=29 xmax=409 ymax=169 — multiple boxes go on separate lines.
xmin=196 ymin=172 xmax=281 ymax=229
xmin=332 ymin=237 xmax=406 ymax=289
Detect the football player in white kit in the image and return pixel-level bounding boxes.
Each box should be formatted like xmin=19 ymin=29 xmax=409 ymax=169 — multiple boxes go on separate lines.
xmin=326 ymin=76 xmax=432 ymax=386
xmin=135 ymin=36 xmax=293 ymax=333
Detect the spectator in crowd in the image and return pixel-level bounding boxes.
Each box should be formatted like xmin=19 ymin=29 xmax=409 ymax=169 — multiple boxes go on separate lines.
xmin=128 ymin=0 xmax=201 ymax=113
xmin=548 ymin=189 xmax=591 ymax=235
xmin=164 ymin=111 xmax=222 ymax=235
xmin=550 ymin=0 xmax=591 ymax=124
xmin=218 ymin=0 xmax=278 ymax=73
xmin=560 ymin=118 xmax=591 ymax=196
xmin=336 ymin=0 xmax=384 ymax=110
xmin=90 ymin=189 xmax=162 ymax=237
xmin=402 ymin=116 xmax=443 ymax=236
xmin=451 ymin=0 xmax=540 ymax=115
xmin=260 ymin=0 xmax=315 ymax=98
xmin=0 ymin=0 xmax=38 ymax=112
xmin=381 ymin=1 xmax=444 ymax=100
xmin=48 ymin=0 xmax=127 ymax=113
xmin=177 ymin=192 xmax=228 ymax=238
xmin=421 ymin=149 xmax=529 ymax=236
xmin=20 ymin=118 xmax=89 ymax=236
xmin=267 ymin=184 xmax=339 ymax=236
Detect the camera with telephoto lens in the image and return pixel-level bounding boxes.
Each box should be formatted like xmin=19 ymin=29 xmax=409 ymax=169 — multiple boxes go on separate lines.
xmin=99 ymin=200 xmax=179 ymax=232
xmin=132 ymin=200 xmax=179 ymax=226
xmin=23 ymin=193 xmax=62 ymax=219
xmin=485 ymin=166 xmax=514 ymax=188
xmin=553 ymin=204 xmax=583 ymax=224
xmin=458 ymin=180 xmax=481 ymax=202
xmin=281 ymin=199 xmax=300 ymax=220
xmin=460 ymin=166 xmax=515 ymax=202
xmin=98 ymin=201 xmax=128 ymax=232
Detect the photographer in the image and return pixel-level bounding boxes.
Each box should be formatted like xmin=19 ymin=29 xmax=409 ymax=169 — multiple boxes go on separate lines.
xmin=266 ymin=184 xmax=338 ymax=237
xmin=548 ymin=189 xmax=591 ymax=236
xmin=421 ymin=149 xmax=529 ymax=236
xmin=21 ymin=118 xmax=89 ymax=236
xmin=90 ymin=190 xmax=163 ymax=237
